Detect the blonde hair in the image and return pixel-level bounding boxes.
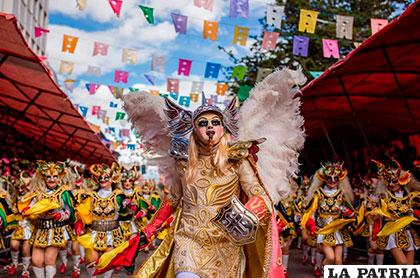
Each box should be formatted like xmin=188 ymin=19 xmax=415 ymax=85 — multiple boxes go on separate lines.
xmin=186 ymin=133 xmax=230 ymax=184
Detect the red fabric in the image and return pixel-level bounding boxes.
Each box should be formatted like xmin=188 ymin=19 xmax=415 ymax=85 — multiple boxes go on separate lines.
xmin=305 ymin=217 xmax=317 ymax=236
xmin=413 ymin=209 xmax=420 ymax=219
xmin=372 ymin=218 xmax=381 ymax=241
xmin=0 ymin=13 xmax=116 ymax=164
xmin=245 ymin=195 xmax=268 ymax=220
xmin=94 ymin=234 xmax=140 ymax=275
xmin=301 ymin=2 xmax=420 ymax=148
xmin=74 ymin=220 xmax=83 ymax=236
xmin=143 ymin=203 xmax=172 ymax=241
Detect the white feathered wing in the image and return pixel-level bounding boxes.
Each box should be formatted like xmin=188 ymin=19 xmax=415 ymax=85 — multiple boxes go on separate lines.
xmin=238 ymin=68 xmax=306 ymax=204
xmin=123 ymin=92 xmax=177 ymax=188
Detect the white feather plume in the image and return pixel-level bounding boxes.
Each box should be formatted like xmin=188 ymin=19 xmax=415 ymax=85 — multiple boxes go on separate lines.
xmin=123 ymin=92 xmax=177 ymax=188
xmin=238 ymin=68 xmax=306 ymax=204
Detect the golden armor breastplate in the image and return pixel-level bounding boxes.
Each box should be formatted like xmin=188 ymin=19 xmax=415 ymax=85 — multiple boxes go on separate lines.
xmin=317 ymin=188 xmax=343 ymax=220
xmin=386 ymin=191 xmax=410 ymax=218
xmin=40 ymin=188 xmax=63 ymax=205
xmin=92 ymin=191 xmax=119 ymax=221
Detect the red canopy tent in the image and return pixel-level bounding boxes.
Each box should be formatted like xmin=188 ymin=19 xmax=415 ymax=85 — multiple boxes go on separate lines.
xmin=0 ymin=13 xmax=116 ymax=164
xmin=301 ymin=2 xmax=420 ymax=159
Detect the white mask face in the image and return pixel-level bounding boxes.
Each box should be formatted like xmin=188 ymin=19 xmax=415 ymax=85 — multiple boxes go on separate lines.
xmin=194 ymin=112 xmax=224 ymax=145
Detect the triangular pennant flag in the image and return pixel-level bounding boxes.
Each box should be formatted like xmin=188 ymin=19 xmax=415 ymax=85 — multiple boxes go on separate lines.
xmin=309 ymin=71 xmax=323 ymax=78
xmin=76 ymin=0 xmax=88 ymax=11
xmin=144 ymin=74 xmax=155 ymax=85
xmin=139 ymin=5 xmax=154 ymax=24
xmin=108 ymin=0 xmax=123 ymax=17
xmin=238 ymin=85 xmax=251 ymax=101
xmin=64 ymin=79 xmax=76 ymax=91
xmin=34 ymin=27 xmax=49 ymax=38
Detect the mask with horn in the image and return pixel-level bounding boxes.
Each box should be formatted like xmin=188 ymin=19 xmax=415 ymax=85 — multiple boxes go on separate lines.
xmin=121 ymin=166 xmax=139 ymax=189
xmin=36 ymin=160 xmax=66 ymax=189
xmin=164 ymin=91 xmax=238 ymax=152
xmin=316 ymin=161 xmax=348 ymax=186
xmin=89 ymin=163 xmax=112 ymax=186
xmin=371 ymin=158 xmax=410 ymax=187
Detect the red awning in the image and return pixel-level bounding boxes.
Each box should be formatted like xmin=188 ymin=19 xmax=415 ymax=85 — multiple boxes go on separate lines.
xmin=302 ymin=2 xmax=420 ymax=151
xmin=0 ymin=13 xmax=116 ymax=164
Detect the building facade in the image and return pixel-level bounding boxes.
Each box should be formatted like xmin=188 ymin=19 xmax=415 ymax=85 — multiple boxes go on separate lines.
xmin=0 ymin=0 xmax=49 ymax=56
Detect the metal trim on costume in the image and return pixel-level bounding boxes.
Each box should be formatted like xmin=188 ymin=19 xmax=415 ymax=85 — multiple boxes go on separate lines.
xmin=91 ymin=220 xmax=119 ymax=231
xmin=36 ymin=219 xmax=67 ymax=229
xmin=212 ymin=196 xmax=259 ymax=246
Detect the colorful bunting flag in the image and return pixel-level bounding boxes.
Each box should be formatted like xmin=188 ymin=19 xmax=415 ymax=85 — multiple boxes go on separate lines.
xmin=178 ymin=59 xmax=193 ymax=76
xmin=98 ymin=110 xmax=107 ymax=120
xmin=108 ymin=86 xmax=124 ymax=99
xmin=370 ymin=18 xmax=388 ymax=35
xmin=79 ymin=106 xmax=88 ymax=117
xmin=231 ymin=65 xmax=247 ymax=80
xmin=167 ymin=78 xmax=179 ymax=93
xmin=238 ymin=85 xmax=251 ymax=101
xmin=114 ymin=70 xmax=128 ymax=83
xmin=85 ymin=83 xmax=100 ymax=95
xmin=208 ymin=95 xmax=218 ymax=105
xmin=59 ymin=60 xmax=74 ymax=75
xmin=266 ymin=5 xmax=284 ymax=29
xmin=87 ymin=65 xmax=101 ymax=76
xmin=336 ymin=15 xmax=353 ymax=40
xmin=122 ymin=49 xmax=138 ymax=64
xmin=63 ymin=79 xmax=76 ymax=91
xmin=93 ymin=42 xmax=109 ymax=56
xmin=110 ymin=102 xmax=118 ymax=108
xmin=309 ymin=71 xmax=323 ymax=78
xmin=298 ymin=9 xmax=319 ymax=34
xmin=262 ymin=31 xmax=279 ymax=50
xmin=216 ymin=83 xmax=228 ymax=96
xmin=232 ymin=26 xmax=249 ymax=46
xmin=151 ymin=55 xmax=166 ymax=73
xmin=139 ymin=5 xmax=154 ymax=24
xmin=171 ymin=14 xmax=188 ymax=34
xmin=322 ymin=39 xmax=340 ymax=59
xmin=34 ymin=27 xmax=49 ymax=38
xmin=179 ymin=96 xmax=191 ymax=107
xmin=91 ymin=105 xmax=101 ymax=116
xmin=353 ymin=42 xmax=362 ymax=48
xmin=293 ymin=35 xmax=309 ymax=57
xmin=194 ymin=0 xmax=213 ymax=11
xmin=170 ymin=92 xmax=179 ymax=101
xmin=203 ymin=20 xmax=218 ymax=40
xmin=62 ymin=35 xmax=79 ymax=53
xmin=119 ymin=128 xmax=129 ymax=137
xmin=129 ymin=87 xmax=140 ymax=92
xmin=108 ymin=0 xmax=123 ymax=17
xmin=191 ymin=81 xmax=204 ymax=93
xmin=204 ymin=62 xmax=221 ymax=78
xmin=127 ymin=144 xmax=136 ymax=150
xmin=190 ymin=92 xmax=199 ymax=102
xmin=144 ymin=74 xmax=155 ymax=85
xmin=149 ymin=90 xmax=160 ymax=96
xmin=115 ymin=112 xmax=126 ymax=120
xmin=76 ymin=0 xmax=88 ymax=11
xmin=230 ymin=0 xmax=249 ymax=18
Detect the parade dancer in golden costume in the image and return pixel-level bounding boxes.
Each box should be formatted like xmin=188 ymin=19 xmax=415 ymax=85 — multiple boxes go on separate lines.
xmin=372 ymin=159 xmax=419 ymax=264
xmin=6 ymin=171 xmax=33 ymax=278
xmin=124 ymin=68 xmax=306 ymax=278
xmin=120 ymin=166 xmax=141 ymax=240
xmin=78 ymin=163 xmax=132 ymax=278
xmin=22 ymin=161 xmax=76 ymax=278
xmin=301 ymin=162 xmax=355 ymax=277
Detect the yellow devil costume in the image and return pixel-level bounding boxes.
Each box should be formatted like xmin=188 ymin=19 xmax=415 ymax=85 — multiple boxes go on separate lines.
xmin=124 ymin=68 xmax=308 ymax=278
xmin=371 ymin=159 xmax=419 ymax=251
xmin=24 ymin=161 xmax=76 ymax=249
xmin=301 ymin=162 xmax=355 ymax=248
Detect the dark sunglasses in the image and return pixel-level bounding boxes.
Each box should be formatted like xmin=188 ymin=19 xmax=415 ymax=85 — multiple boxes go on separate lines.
xmin=198 ymin=119 xmax=222 ymax=127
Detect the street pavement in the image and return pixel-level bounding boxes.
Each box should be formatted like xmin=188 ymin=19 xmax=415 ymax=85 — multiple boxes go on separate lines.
xmin=0 ymin=247 xmax=368 ymax=277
